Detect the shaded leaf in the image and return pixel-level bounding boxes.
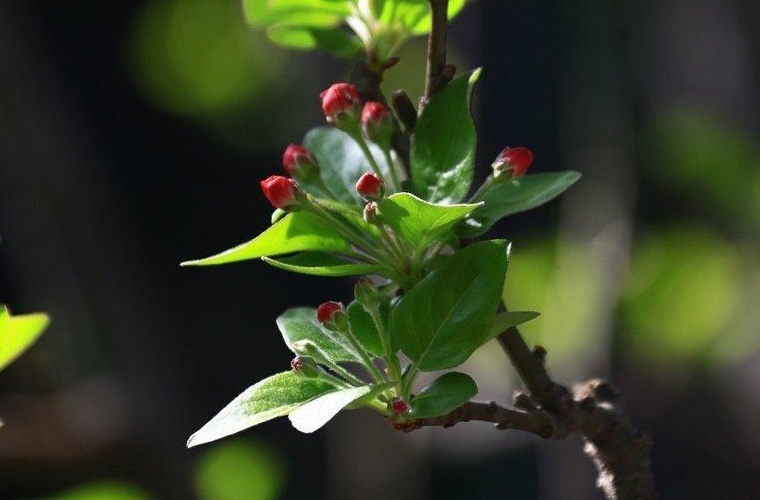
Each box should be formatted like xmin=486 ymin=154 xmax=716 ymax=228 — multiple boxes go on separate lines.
xmin=187 ymin=372 xmax=335 ymax=447
xmin=391 ymin=240 xmax=509 ymax=371
xmin=458 ymin=172 xmax=581 ymax=238
xmin=181 ymin=212 xmax=352 ymax=267
xmin=289 ymin=385 xmax=371 ymax=433
xmin=346 ymin=302 xmax=384 ymax=357
xmin=266 ymin=26 xmax=362 ymax=57
xmin=263 ymin=252 xmax=382 ymax=277
xmin=410 ymin=372 xmax=477 ymax=418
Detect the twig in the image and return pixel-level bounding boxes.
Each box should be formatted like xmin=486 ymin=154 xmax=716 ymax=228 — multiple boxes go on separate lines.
xmin=423 ymin=0 xmax=450 ymax=104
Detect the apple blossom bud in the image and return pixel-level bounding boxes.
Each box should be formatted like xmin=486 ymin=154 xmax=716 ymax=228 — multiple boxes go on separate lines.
xmin=363 ymin=202 xmax=379 ymax=224
xmin=354 ymin=278 xmax=379 ymax=309
xmin=316 ymin=301 xmax=347 ymax=331
xmin=492 ymin=146 xmax=534 ymax=180
xmin=356 ymin=172 xmax=384 ymax=200
xmin=291 ymin=356 xmax=320 ymax=378
xmin=320 ymin=83 xmax=361 ymax=128
xmin=283 ymin=144 xmax=319 ymax=179
xmin=390 ymin=398 xmax=410 ymax=416
xmin=361 ymin=101 xmax=393 ymax=146
xmin=260 ymin=175 xmax=300 ymax=210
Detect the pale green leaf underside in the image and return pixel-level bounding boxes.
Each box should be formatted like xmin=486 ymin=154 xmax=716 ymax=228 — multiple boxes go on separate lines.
xmin=0 ymin=305 xmax=50 ymax=372
xmin=458 ymin=171 xmax=582 ymax=238
xmin=277 ymin=307 xmax=360 ymax=363
xmin=487 ymin=311 xmax=540 ymax=340
xmin=410 ymin=372 xmax=478 ymax=418
xmin=377 ymin=193 xmax=481 ymax=251
xmin=263 ymin=252 xmax=382 ymax=277
xmin=187 ymin=372 xmax=335 ymax=447
xmin=392 ymin=240 xmax=509 ymax=371
xmin=289 ymin=385 xmax=371 ymax=433
xmin=180 ymin=211 xmax=352 ymax=267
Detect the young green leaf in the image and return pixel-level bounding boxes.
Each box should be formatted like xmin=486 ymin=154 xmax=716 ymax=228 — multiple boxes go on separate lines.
xmin=411 ymin=69 xmax=481 ymax=203
xmin=458 ymin=171 xmax=582 ymax=238
xmin=243 ymin=0 xmax=348 ymax=28
xmin=303 ymin=127 xmax=390 ymax=205
xmin=187 ymin=372 xmax=335 ymax=447
xmin=262 ymin=252 xmax=382 ymax=277
xmin=277 ymin=307 xmax=360 ymax=363
xmin=377 ymin=0 xmax=468 ymax=35
xmin=391 ymin=240 xmax=509 ymax=371
xmin=376 ymin=193 xmax=481 ymax=251
xmin=288 ymin=385 xmax=372 ymax=433
xmin=410 ymin=372 xmax=478 ymax=418
xmin=0 ymin=305 xmax=50 ymax=372
xmin=486 ymin=311 xmax=540 ymax=341
xmin=180 ymin=212 xmax=352 ymax=267
xmin=346 ymin=302 xmax=384 ymax=357
xmin=266 ymin=26 xmax=362 ymax=57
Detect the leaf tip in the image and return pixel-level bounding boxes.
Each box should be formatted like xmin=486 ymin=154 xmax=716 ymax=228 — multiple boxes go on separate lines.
xmin=470 ymin=67 xmax=483 ymax=84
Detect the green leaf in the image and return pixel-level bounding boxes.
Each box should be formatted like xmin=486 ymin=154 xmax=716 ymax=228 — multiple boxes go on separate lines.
xmin=180 ymin=212 xmax=352 ymax=267
xmin=377 ymin=192 xmax=481 ymax=251
xmin=277 ymin=307 xmax=359 ymax=363
xmin=346 ymin=302 xmax=384 ymax=357
xmin=486 ymin=311 xmax=540 ymax=341
xmin=0 ymin=305 xmax=50 ymax=372
xmin=303 ymin=127 xmax=390 ymax=205
xmin=378 ymin=0 xmax=468 ymax=35
xmin=262 ymin=252 xmax=382 ymax=277
xmin=458 ymin=172 xmax=582 ymax=238
xmin=187 ymin=372 xmax=335 ymax=447
xmin=243 ymin=0 xmax=348 ymax=28
xmin=288 ymin=385 xmax=372 ymax=433
xmin=391 ymin=240 xmax=509 ymax=371
xmin=266 ymin=26 xmax=362 ymax=57
xmin=410 ymin=372 xmax=477 ymax=418
xmin=411 ymin=69 xmax=480 ymax=203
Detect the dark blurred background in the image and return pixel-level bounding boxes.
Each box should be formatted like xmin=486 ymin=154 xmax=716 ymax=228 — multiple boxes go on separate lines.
xmin=2 ymin=0 xmax=760 ymax=498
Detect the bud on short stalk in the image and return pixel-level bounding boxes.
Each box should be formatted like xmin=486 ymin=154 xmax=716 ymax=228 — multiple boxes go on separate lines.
xmin=492 ymin=146 xmax=534 ymax=180
xmin=290 ymin=356 xmax=321 ymax=378
xmin=356 ymin=172 xmax=384 ymax=200
xmin=260 ymin=175 xmax=301 ymax=210
xmin=354 ymin=278 xmax=380 ymax=310
xmin=363 ymin=202 xmax=379 ymax=224
xmin=390 ymin=398 xmax=411 ymax=416
xmin=361 ymin=101 xmax=393 ymax=148
xmin=316 ymin=301 xmax=348 ymax=332
xmin=320 ymin=83 xmax=361 ymax=130
xmin=283 ymin=144 xmax=319 ymax=181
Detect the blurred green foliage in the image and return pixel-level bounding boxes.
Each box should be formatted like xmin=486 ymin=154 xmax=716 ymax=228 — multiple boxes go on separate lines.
xmin=42 ymin=481 xmax=152 ymax=500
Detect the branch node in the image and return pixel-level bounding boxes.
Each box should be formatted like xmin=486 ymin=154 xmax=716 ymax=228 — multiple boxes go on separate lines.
xmin=513 ymin=391 xmax=537 ymax=411
xmin=532 ymin=345 xmax=548 ymax=363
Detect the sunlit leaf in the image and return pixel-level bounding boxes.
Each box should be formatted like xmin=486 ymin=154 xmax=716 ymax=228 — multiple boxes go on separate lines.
xmin=187 ymin=372 xmax=335 ymax=447
xmin=288 ymin=385 xmax=372 ymax=433
xmin=263 ymin=252 xmax=382 ymax=277
xmin=0 ymin=305 xmax=49 ymax=372
xmin=277 ymin=307 xmax=360 ymax=363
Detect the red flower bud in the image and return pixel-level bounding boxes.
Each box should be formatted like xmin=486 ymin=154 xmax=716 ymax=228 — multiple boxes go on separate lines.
xmin=361 ymin=102 xmax=393 ymax=145
xmin=492 ymin=146 xmax=534 ymax=179
xmin=283 ymin=144 xmax=319 ymax=178
xmin=260 ymin=175 xmax=299 ymax=210
xmin=320 ymin=83 xmax=361 ymax=126
xmin=316 ymin=301 xmax=344 ymax=326
xmin=390 ymin=398 xmax=410 ymax=415
xmin=356 ymin=172 xmax=384 ymax=199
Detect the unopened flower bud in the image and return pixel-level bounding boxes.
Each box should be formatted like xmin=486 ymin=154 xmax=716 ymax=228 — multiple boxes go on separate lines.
xmin=390 ymin=398 xmax=410 ymax=416
xmin=291 ymin=356 xmax=321 ymax=378
xmin=260 ymin=175 xmax=300 ymax=210
xmin=363 ymin=202 xmax=379 ymax=224
xmin=361 ymin=101 xmax=393 ymax=147
xmin=283 ymin=144 xmax=319 ymax=180
xmin=354 ymin=278 xmax=379 ymax=309
xmin=320 ymin=83 xmax=361 ymax=129
xmin=316 ymin=301 xmax=347 ymax=331
xmin=356 ymin=172 xmax=384 ymax=200
xmin=492 ymin=146 xmax=534 ymax=180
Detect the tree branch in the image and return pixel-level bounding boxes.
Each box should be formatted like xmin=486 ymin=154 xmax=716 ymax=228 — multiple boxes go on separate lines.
xmin=423 ymin=0 xmax=452 ymax=104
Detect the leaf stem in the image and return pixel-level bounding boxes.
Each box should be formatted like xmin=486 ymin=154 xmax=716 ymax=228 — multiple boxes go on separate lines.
xmin=381 ymin=147 xmax=403 ymax=193
xmin=367 ymin=305 xmax=403 ymax=393
xmin=342 ymin=322 xmax=388 ymax=385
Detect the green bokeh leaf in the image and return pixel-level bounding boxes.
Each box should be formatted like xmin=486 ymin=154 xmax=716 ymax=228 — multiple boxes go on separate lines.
xmin=277 ymin=307 xmax=360 ymax=363
xmin=377 ymin=193 xmax=481 ymax=251
xmin=0 ymin=305 xmax=50 ymax=372
xmin=180 ymin=212 xmax=352 ymax=267
xmin=346 ymin=301 xmax=384 ymax=357
xmin=377 ymin=0 xmax=468 ymax=35
xmin=303 ymin=127 xmax=390 ymax=205
xmin=288 ymin=385 xmax=372 ymax=433
xmin=391 ymin=240 xmax=509 ymax=371
xmin=411 ymin=69 xmax=480 ymax=203
xmin=243 ymin=0 xmax=348 ymax=28
xmin=187 ymin=372 xmax=335 ymax=447
xmin=266 ymin=26 xmax=362 ymax=57
xmin=43 ymin=481 xmax=152 ymax=500
xmin=458 ymin=172 xmax=581 ymax=238
xmin=263 ymin=252 xmax=382 ymax=277
xmin=410 ymin=372 xmax=477 ymax=418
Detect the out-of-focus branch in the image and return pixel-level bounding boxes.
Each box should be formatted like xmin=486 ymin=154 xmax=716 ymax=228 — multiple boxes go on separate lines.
xmin=423 ymin=0 xmax=454 ymax=104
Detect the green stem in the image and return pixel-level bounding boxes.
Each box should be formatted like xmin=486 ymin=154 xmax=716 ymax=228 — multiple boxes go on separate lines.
xmin=468 ymin=174 xmax=496 ymax=203
xmin=355 ymin=135 xmax=397 ymax=192
xmin=381 ymin=147 xmax=402 ymax=193
xmin=322 ymin=359 xmax=367 ymax=387
xmin=343 ymin=323 xmax=387 ymax=384
xmin=401 ymin=365 xmax=419 ymax=400
xmin=367 ymin=305 xmax=403 ymax=393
